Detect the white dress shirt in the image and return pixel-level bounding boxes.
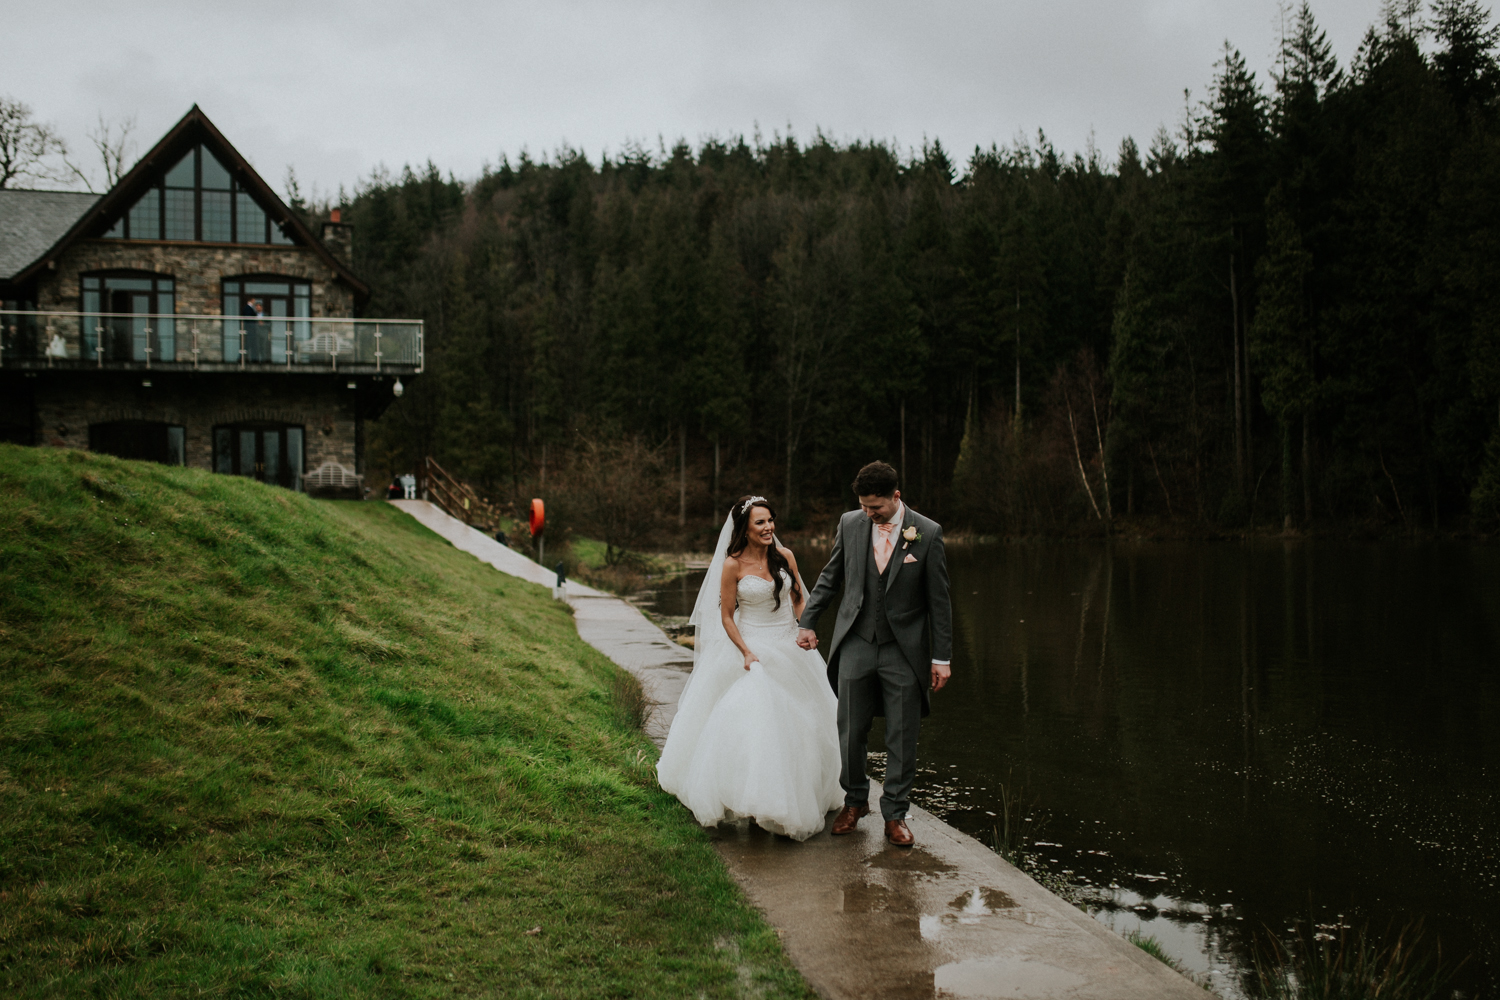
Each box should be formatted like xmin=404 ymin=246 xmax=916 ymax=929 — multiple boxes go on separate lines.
xmin=874 ymin=502 xmax=948 ymax=667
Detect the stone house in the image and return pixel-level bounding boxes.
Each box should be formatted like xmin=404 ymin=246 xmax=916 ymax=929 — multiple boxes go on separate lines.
xmin=0 ymin=106 xmax=421 ymax=497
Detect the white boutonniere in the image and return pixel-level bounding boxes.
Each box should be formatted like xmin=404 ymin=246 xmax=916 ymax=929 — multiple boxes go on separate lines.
xmin=902 ymin=525 xmax=921 ymax=544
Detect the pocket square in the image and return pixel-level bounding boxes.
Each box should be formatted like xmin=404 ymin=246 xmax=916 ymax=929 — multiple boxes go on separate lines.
xmin=903 ymin=554 xmax=918 ymax=563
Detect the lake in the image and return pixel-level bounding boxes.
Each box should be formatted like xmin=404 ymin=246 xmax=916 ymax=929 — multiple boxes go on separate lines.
xmin=638 ymin=539 xmax=1500 ymax=997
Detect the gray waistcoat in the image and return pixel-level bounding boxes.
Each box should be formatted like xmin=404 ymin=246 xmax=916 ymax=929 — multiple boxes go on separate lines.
xmin=850 ymin=544 xmax=896 ymax=645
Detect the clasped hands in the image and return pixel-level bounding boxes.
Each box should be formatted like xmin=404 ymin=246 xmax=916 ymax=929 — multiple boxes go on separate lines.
xmin=797 ymin=628 xmax=952 ymax=692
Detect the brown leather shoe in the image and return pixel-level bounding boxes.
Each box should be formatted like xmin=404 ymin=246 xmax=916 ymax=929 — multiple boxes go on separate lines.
xmin=830 ymin=804 xmax=870 ymax=835
xmin=885 ymin=819 xmax=914 ymax=847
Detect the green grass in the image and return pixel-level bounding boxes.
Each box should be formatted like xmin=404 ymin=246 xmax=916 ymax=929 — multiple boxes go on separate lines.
xmin=493 ymin=518 xmax=625 ymax=572
xmin=567 ymin=534 xmax=609 ymax=570
xmin=1124 ymin=930 xmax=1179 ymax=968
xmin=1123 ymin=932 xmax=1210 ymax=991
xmin=0 ymin=444 xmax=813 ymax=999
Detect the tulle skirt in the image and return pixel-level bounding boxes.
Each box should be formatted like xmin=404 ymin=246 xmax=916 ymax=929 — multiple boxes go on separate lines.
xmin=657 ymin=621 xmax=843 ymax=841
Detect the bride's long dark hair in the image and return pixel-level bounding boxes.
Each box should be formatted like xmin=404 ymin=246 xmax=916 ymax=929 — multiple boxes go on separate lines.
xmin=727 ymin=496 xmax=800 ymax=611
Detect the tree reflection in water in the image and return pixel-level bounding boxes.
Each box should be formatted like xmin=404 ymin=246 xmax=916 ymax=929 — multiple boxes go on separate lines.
xmin=638 ymin=541 xmax=1499 ymax=997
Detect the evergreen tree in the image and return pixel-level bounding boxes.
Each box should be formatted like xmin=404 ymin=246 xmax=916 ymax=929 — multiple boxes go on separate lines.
xmin=1250 ymin=191 xmax=1315 ymax=526
xmin=339 ymin=4 xmax=1500 ymax=534
xmin=1431 ymin=0 xmax=1500 ymax=115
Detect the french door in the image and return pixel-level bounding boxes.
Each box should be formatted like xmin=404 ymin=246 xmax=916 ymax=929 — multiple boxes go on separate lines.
xmin=221 ymin=279 xmax=311 ymax=363
xmin=80 ymin=273 xmax=175 ymax=362
xmin=214 ymin=424 xmax=304 ymax=490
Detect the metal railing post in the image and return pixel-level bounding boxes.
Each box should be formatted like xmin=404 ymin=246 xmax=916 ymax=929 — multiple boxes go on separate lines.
xmin=374 ymin=326 xmax=382 ymax=372
xmin=45 ymin=322 xmax=54 ymax=368
xmin=95 ymin=324 xmax=105 ymax=367
xmin=239 ymin=324 xmax=246 ymax=369
xmin=143 ymin=325 xmax=153 ymax=368
xmin=286 ymin=328 xmax=293 ymax=369
xmin=192 ymin=325 xmax=200 ymax=369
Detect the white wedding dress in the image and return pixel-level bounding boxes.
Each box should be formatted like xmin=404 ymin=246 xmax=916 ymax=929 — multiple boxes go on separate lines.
xmin=657 ymin=523 xmax=842 ymax=841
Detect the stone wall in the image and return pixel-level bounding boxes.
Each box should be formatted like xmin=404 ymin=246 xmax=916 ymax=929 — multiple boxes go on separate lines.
xmin=29 ymin=371 xmax=364 ymax=498
xmin=34 ymin=239 xmax=355 ymax=361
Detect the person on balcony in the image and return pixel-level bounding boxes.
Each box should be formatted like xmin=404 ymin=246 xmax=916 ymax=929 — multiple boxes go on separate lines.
xmin=240 ymin=297 xmax=269 ymax=362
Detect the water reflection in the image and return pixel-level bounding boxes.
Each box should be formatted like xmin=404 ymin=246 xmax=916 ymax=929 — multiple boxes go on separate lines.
xmin=639 ymin=540 xmax=1500 ymax=996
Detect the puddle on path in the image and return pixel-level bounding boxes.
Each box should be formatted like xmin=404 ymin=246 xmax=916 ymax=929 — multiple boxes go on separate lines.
xmin=839 ymin=880 xmax=911 ymax=914
xmin=867 ymin=845 xmax=959 ymax=875
xmin=934 ymin=954 xmax=1087 ymax=999
xmin=949 ymin=887 xmax=1017 ymax=912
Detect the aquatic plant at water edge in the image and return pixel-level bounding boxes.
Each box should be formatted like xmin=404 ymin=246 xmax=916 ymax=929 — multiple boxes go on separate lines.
xmin=986 ymin=771 xmax=1049 ymax=866
xmin=1252 ymin=916 xmax=1465 ymax=1000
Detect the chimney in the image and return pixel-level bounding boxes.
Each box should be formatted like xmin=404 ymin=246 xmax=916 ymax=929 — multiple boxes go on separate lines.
xmin=320 ymin=209 xmax=353 ymax=268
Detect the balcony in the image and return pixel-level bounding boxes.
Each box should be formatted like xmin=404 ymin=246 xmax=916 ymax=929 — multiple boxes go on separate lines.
xmin=0 ymin=311 xmax=423 ymax=374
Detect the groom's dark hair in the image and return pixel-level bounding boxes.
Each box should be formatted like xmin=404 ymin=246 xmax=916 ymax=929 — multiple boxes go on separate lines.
xmin=852 ymin=461 xmax=899 ymax=497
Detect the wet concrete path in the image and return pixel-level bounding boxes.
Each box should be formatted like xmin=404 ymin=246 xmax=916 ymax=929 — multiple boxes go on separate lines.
xmin=389 ymin=501 xmax=1204 ymax=999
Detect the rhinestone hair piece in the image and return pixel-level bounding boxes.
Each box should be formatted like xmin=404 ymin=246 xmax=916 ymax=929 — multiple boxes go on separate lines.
xmin=739 ymin=495 xmax=767 ymax=515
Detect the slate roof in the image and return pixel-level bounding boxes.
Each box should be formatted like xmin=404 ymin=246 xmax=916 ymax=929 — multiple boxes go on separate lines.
xmin=0 ymin=189 xmax=99 ymax=281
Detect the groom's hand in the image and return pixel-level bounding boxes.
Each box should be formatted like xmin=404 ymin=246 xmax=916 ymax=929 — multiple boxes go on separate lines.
xmin=796 ymin=628 xmax=819 ymax=650
xmin=930 ymin=662 xmax=952 ymax=693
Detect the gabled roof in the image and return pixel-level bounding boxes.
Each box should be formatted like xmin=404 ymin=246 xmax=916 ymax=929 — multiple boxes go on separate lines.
xmin=6 ymin=106 xmax=368 ymax=303
xmin=0 ymin=190 xmax=100 ymax=281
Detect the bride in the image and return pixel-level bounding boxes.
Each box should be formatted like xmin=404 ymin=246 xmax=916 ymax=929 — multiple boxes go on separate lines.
xmin=656 ymin=496 xmax=843 ymax=840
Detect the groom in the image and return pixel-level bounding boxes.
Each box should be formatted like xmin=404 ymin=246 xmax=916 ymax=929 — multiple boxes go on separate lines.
xmin=796 ymin=461 xmax=952 ymax=847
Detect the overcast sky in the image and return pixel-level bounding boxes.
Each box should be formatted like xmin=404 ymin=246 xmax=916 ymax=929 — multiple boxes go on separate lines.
xmin=11 ymin=0 xmax=1389 ymax=198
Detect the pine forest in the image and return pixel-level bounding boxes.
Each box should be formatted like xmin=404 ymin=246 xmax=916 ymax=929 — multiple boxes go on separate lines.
xmin=332 ymin=1 xmax=1500 ymax=544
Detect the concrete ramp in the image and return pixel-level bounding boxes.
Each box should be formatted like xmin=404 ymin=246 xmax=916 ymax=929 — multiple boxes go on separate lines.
xmin=567 ymin=594 xmax=693 ymax=745
xmin=387 ymin=499 xmax=604 ymax=597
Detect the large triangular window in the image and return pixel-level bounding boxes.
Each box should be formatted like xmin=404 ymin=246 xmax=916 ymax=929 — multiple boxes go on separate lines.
xmin=101 ymin=145 xmax=293 ymax=246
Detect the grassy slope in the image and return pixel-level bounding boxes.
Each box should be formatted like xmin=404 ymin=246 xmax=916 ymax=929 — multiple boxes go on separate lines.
xmin=0 ymin=445 xmax=810 ymax=999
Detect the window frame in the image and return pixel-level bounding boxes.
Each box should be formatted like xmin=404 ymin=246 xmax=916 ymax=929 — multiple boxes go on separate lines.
xmin=102 ymin=145 xmax=294 ymax=246
xmin=221 ymin=275 xmax=313 ymax=364
xmin=81 ymin=270 xmax=175 ymax=313
xmin=88 ymin=420 xmax=187 ymax=466
xmin=80 ymin=271 xmax=176 ymax=362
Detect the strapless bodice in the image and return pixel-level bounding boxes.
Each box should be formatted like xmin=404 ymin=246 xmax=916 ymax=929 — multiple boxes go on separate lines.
xmin=735 ymin=572 xmax=797 ymax=634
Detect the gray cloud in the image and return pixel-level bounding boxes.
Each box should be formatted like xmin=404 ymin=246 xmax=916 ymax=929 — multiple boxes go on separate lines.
xmin=9 ymin=0 xmax=1384 ymax=195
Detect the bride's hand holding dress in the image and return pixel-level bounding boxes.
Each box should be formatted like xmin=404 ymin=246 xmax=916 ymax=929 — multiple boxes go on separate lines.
xmin=720 ymin=557 xmax=762 ymax=672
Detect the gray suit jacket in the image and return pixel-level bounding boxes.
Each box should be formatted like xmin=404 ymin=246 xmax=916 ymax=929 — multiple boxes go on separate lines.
xmin=798 ymin=506 xmax=953 ymax=717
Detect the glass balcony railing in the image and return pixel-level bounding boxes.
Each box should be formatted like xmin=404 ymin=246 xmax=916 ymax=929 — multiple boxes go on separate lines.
xmin=0 ymin=311 xmax=423 ymax=372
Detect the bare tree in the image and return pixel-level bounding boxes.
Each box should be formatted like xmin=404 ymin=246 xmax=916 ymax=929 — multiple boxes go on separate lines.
xmin=548 ymin=430 xmax=675 ymax=565
xmin=88 ymin=113 xmax=136 ymax=189
xmin=0 ymin=96 xmax=68 ymax=189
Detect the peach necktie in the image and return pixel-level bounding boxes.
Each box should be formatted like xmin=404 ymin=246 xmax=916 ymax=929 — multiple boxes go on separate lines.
xmin=874 ymin=522 xmax=895 ymax=573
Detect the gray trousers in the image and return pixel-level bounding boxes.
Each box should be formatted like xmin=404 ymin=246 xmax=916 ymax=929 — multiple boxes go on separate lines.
xmin=837 ymin=634 xmax=921 ymax=821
